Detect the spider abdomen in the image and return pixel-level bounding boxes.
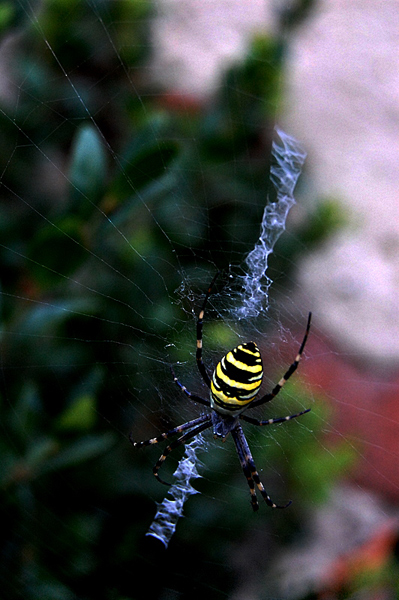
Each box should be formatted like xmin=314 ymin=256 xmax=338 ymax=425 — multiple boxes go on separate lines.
xmin=210 ymin=342 xmax=263 ymax=415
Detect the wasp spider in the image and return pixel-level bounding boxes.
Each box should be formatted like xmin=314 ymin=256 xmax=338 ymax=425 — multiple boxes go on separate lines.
xmin=130 ymin=274 xmax=311 ymax=511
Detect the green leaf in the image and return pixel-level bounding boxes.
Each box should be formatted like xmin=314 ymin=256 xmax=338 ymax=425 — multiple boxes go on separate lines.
xmin=10 ymin=382 xmax=42 ymax=438
xmin=57 ymin=394 xmax=97 ymax=432
xmin=25 ymin=437 xmax=59 ymax=470
xmin=27 ymin=215 xmax=89 ymax=286
xmin=68 ymin=123 xmax=107 ymax=213
xmin=40 ymin=433 xmax=116 ymax=474
xmin=21 ymin=298 xmax=98 ymax=336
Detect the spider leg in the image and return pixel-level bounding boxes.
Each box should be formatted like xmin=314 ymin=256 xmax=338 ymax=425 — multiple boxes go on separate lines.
xmin=250 ymin=312 xmax=312 ymax=409
xmin=196 ymin=272 xmax=220 ymax=388
xmin=129 ymin=413 xmax=211 ymax=448
xmin=232 ymin=424 xmax=291 ymax=510
xmin=231 ymin=426 xmax=259 ymax=511
xmin=152 ymin=418 xmax=212 ymax=485
xmin=170 ymin=366 xmax=210 ymax=407
xmin=240 ymin=407 xmax=310 ymax=427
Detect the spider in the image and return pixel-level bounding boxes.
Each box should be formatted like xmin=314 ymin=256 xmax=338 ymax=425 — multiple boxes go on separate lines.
xmin=130 ymin=274 xmax=312 ymax=511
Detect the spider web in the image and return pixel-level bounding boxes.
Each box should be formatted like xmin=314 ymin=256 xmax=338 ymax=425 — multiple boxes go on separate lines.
xmin=145 ymin=129 xmax=306 ymax=547
xmin=0 ymin=2 xmax=398 ymax=599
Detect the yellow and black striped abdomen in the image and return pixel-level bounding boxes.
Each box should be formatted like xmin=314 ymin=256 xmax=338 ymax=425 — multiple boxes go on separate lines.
xmin=210 ymin=342 xmax=263 ymax=415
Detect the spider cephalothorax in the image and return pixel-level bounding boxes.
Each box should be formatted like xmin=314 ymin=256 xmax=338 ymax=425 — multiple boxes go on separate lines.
xmin=131 ymin=274 xmax=311 ymax=511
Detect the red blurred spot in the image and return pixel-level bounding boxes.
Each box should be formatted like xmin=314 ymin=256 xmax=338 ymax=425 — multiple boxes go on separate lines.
xmin=304 ymin=333 xmax=399 ymax=503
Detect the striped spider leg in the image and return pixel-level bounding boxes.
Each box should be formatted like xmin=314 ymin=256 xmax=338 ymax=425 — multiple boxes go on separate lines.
xmin=249 ymin=312 xmax=312 ymax=410
xmin=232 ymin=423 xmax=291 ymax=511
xmin=130 ymin=414 xmax=212 ymax=485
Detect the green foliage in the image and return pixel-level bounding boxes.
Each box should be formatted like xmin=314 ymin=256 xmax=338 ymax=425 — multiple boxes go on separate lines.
xmin=0 ymin=2 xmax=14 ymax=35
xmin=297 ymin=197 xmax=348 ymax=246
xmin=268 ymin=384 xmax=357 ymax=505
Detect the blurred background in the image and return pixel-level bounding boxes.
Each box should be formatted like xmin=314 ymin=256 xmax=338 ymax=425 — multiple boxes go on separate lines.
xmin=1 ymin=1 xmax=399 ymax=598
